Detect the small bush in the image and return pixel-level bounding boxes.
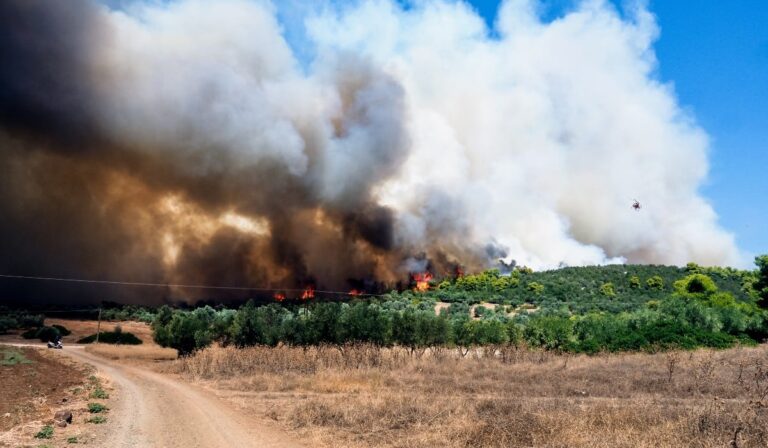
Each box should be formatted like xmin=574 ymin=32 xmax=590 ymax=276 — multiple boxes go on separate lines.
xmin=67 ymin=436 xmax=78 ymax=444
xmin=34 ymin=425 xmax=54 ymax=439
xmin=37 ymin=326 xmax=61 ymax=342
xmin=77 ymin=331 xmax=142 ymax=345
xmin=90 ymin=387 xmax=109 ymax=399
xmin=87 ymin=416 xmax=107 ymax=424
xmin=0 ymin=317 xmax=16 ymax=334
xmin=52 ymin=324 xmax=71 ymax=336
xmin=22 ymin=326 xmax=61 ymax=342
xmin=88 ymin=402 xmax=109 ymax=413
xmin=0 ymin=348 xmax=32 ymax=366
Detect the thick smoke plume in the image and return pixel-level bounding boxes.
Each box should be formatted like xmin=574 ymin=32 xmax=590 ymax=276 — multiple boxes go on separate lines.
xmin=0 ymin=0 xmax=741 ymax=303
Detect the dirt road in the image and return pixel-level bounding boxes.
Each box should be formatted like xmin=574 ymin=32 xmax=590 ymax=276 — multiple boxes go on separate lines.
xmin=10 ymin=344 xmax=302 ymax=448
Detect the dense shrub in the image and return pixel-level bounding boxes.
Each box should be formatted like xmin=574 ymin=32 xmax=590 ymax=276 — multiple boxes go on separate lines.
xmin=0 ymin=308 xmax=44 ymax=334
xmin=524 ymin=316 xmax=575 ymax=351
xmin=152 ymin=305 xmax=233 ymax=355
xmin=77 ymin=331 xmax=142 ymax=345
xmin=0 ymin=316 xmax=15 ymax=334
xmin=52 ymin=324 xmax=71 ymax=336
xmin=101 ymin=306 xmax=156 ymax=323
xmin=755 ymin=255 xmax=768 ymax=308
xmin=22 ymin=326 xmax=61 ymax=342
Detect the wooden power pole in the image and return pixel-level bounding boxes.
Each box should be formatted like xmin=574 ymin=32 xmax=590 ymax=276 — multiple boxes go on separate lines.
xmin=95 ymin=308 xmax=102 ymax=344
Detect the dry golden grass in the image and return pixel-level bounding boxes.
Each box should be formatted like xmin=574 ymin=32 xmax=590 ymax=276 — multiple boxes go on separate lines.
xmin=172 ymin=344 xmax=768 ymax=448
xmin=45 ymin=318 xmax=155 ymax=344
xmin=85 ymin=343 xmax=177 ymax=361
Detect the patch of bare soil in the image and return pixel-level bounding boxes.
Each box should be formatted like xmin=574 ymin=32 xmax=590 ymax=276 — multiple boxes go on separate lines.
xmin=0 ymin=345 xmax=107 ymax=447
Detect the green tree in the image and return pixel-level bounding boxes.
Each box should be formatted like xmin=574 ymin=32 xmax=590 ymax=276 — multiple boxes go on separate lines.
xmin=470 ymin=320 xmax=508 ymax=345
xmin=307 ymin=302 xmax=345 ymax=344
xmin=573 ymin=313 xmax=637 ymax=352
xmin=517 ymin=266 xmax=534 ymax=275
xmin=754 ymin=255 xmax=768 ymax=308
xmin=164 ymin=312 xmax=205 ymax=355
xmin=151 ymin=305 xmax=174 ymax=347
xmin=524 ymin=316 xmax=575 ymax=351
xmin=452 ymin=317 xmax=474 ymax=356
xmin=526 ymin=282 xmax=544 ymax=296
xmin=599 ymin=282 xmax=616 ymax=297
xmin=629 ymin=275 xmax=641 ymax=289
xmin=646 ymin=275 xmax=665 ymax=291
xmin=685 ymin=262 xmax=702 ymax=274
xmin=230 ymin=301 xmax=287 ymax=347
xmin=392 ymin=309 xmax=420 ymax=351
xmin=673 ymin=273 xmax=718 ymax=300
xmin=504 ymin=321 xmax=524 ymax=347
xmin=341 ymin=303 xmax=392 ymax=345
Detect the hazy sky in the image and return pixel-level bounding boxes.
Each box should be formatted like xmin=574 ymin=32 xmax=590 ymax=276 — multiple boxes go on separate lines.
xmin=467 ymin=0 xmax=768 ymax=259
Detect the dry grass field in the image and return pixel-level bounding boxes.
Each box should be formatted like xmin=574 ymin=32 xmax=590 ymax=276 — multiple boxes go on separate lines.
xmin=172 ymin=344 xmax=768 ymax=448
xmin=84 ymin=344 xmax=178 ymax=361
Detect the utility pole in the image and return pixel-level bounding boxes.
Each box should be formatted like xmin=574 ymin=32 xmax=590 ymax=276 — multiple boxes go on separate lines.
xmin=95 ymin=308 xmax=102 ymax=344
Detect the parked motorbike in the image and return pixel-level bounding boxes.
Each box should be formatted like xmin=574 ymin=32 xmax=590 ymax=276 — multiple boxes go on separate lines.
xmin=47 ymin=340 xmax=63 ymax=349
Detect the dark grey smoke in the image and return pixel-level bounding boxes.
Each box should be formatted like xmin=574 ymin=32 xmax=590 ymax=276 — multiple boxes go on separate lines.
xmin=0 ymin=0 xmax=428 ymax=304
xmin=0 ymin=0 xmax=107 ymax=147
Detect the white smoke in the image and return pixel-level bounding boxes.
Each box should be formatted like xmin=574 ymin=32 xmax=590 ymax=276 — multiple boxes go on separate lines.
xmin=91 ymin=0 xmax=741 ymax=270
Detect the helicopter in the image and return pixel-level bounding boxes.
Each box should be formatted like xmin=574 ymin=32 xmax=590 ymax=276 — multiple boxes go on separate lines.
xmin=632 ymin=199 xmax=642 ymax=211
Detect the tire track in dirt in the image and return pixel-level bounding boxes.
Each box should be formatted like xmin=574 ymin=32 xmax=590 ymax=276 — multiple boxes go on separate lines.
xmin=9 ymin=345 xmax=302 ymax=448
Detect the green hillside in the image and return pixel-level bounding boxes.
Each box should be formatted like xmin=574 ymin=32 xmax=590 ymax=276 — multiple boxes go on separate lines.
xmin=421 ymin=263 xmax=755 ymax=314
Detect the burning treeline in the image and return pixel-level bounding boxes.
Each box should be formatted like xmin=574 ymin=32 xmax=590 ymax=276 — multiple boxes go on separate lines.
xmin=0 ymin=0 xmax=742 ymax=303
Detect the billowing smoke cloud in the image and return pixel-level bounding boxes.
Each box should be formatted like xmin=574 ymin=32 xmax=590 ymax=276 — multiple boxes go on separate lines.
xmin=0 ymin=0 xmax=742 ymax=303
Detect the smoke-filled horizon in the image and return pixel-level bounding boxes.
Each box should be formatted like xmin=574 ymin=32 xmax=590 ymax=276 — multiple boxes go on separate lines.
xmin=0 ymin=0 xmax=743 ymax=304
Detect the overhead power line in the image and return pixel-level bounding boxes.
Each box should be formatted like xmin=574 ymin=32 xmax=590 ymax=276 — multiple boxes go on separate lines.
xmin=0 ymin=273 xmax=385 ymax=297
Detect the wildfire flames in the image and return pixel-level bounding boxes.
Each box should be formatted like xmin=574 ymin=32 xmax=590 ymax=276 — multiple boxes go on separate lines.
xmin=412 ymin=272 xmax=433 ymax=292
xmin=273 ymin=292 xmax=285 ymax=302
xmin=301 ymin=287 xmax=315 ymax=300
xmin=348 ymin=289 xmax=362 ymax=296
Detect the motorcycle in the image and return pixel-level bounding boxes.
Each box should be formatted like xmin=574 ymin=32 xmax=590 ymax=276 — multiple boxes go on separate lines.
xmin=47 ymin=340 xmax=63 ymax=349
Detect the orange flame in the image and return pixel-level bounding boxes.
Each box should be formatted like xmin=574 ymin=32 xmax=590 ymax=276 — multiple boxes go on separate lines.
xmin=413 ymin=272 xmax=433 ymax=292
xmin=301 ymin=287 xmax=315 ymax=300
xmin=273 ymin=292 xmax=285 ymax=302
xmin=348 ymin=289 xmax=362 ymax=296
